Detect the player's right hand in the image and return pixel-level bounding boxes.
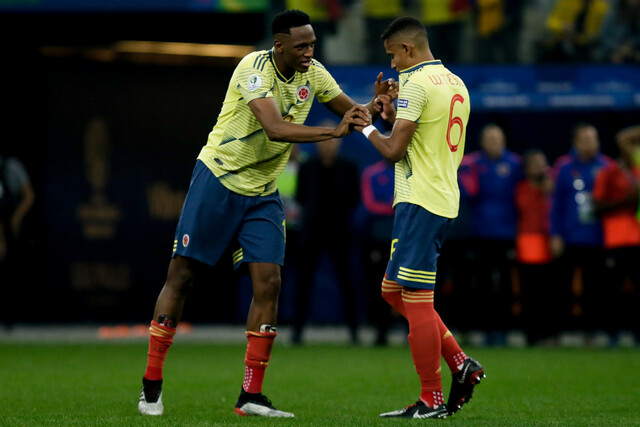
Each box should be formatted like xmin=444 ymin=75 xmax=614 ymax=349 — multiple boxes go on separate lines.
xmin=335 ymin=105 xmax=370 ymax=137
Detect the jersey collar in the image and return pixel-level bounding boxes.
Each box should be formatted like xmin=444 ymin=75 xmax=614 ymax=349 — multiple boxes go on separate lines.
xmin=270 ymin=49 xmax=296 ymax=84
xmin=399 ymin=60 xmax=442 ymax=74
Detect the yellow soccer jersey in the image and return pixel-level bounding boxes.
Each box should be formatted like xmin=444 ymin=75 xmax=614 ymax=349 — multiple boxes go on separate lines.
xmin=393 ymin=60 xmax=470 ymax=218
xmin=198 ymin=49 xmax=342 ymax=196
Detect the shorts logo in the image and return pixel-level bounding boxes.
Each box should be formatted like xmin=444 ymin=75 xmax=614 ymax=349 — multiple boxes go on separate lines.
xmin=397 ymin=99 xmax=409 ymax=108
xmin=247 ymin=74 xmax=262 ymax=92
xmin=182 ymin=234 xmax=190 ymax=247
xmin=296 ymin=85 xmax=310 ymax=102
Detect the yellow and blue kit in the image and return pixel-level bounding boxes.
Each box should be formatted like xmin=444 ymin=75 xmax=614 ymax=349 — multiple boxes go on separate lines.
xmin=173 ymin=49 xmax=342 ymax=268
xmin=385 ymin=60 xmax=470 ymax=289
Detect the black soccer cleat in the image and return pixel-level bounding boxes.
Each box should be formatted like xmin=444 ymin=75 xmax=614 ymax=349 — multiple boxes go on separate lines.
xmin=379 ymin=401 xmax=448 ymax=419
xmin=234 ymin=389 xmax=294 ymax=417
xmin=447 ymin=357 xmax=485 ymax=415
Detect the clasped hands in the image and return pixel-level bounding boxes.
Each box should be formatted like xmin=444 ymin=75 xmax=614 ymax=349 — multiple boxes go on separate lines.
xmin=334 ymin=73 xmax=399 ymax=137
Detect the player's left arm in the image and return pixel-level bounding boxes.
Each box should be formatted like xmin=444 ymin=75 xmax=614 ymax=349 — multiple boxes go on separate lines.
xmin=357 ymin=118 xmax=416 ymax=163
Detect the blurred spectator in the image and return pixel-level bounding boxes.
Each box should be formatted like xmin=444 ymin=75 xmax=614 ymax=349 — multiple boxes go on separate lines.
xmin=597 ymin=0 xmax=640 ymax=64
xmin=360 ymin=158 xmax=395 ymax=345
xmin=277 ymin=144 xmax=306 ymax=238
xmin=474 ymin=0 xmax=525 ymax=63
xmin=435 ymin=158 xmax=476 ymax=333
xmin=363 ymin=0 xmax=403 ymax=64
xmin=593 ymin=125 xmax=640 ymax=342
xmin=420 ymin=0 xmax=473 ymax=64
xmin=293 ymin=133 xmax=360 ymax=344
xmin=538 ymin=0 xmax=610 ymax=63
xmin=0 ymin=154 xmax=35 ymax=329
xmin=550 ymin=122 xmax=611 ymax=336
xmin=459 ymin=124 xmax=522 ymax=342
xmin=286 ymin=0 xmax=341 ymax=63
xmin=514 ymin=149 xmax=557 ymax=345
xmin=277 ymin=144 xmax=306 ymax=321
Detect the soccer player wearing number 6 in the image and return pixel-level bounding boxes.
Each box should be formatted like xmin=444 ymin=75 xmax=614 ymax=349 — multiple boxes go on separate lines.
xmin=355 ymin=17 xmax=485 ymax=419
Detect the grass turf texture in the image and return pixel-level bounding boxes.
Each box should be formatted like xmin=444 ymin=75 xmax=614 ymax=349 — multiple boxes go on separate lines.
xmin=1 ymin=342 xmax=639 ymax=426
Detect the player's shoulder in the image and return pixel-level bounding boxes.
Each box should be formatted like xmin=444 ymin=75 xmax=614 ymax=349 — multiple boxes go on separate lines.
xmin=237 ymin=49 xmax=273 ymax=73
xmin=310 ymin=58 xmax=326 ymax=70
xmin=307 ymin=58 xmax=334 ymax=79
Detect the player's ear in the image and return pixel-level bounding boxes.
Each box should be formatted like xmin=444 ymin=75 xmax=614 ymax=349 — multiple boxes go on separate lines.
xmin=273 ymin=34 xmax=288 ymax=53
xmin=402 ymin=42 xmax=413 ymax=56
xmin=273 ymin=39 xmax=283 ymax=53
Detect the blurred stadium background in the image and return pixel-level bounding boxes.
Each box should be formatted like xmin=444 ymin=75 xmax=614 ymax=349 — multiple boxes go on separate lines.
xmin=1 ymin=0 xmax=639 ymax=346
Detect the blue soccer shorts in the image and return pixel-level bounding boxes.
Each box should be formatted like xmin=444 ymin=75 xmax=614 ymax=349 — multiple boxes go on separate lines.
xmin=385 ymin=202 xmax=454 ymax=290
xmin=172 ymin=160 xmax=285 ymax=269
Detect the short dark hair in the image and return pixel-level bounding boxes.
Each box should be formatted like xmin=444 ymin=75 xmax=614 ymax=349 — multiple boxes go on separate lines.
xmin=381 ymin=16 xmax=428 ymax=42
xmin=272 ymin=9 xmax=311 ymax=35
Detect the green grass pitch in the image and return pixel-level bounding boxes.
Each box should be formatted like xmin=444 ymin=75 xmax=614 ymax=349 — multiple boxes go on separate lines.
xmin=1 ymin=342 xmax=639 ymax=426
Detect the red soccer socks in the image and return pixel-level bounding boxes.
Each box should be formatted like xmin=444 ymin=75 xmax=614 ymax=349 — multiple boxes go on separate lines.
xmin=242 ymin=329 xmax=277 ymax=394
xmin=436 ymin=313 xmax=468 ymax=373
xmin=402 ymin=288 xmax=444 ymax=409
xmin=144 ymin=320 xmax=176 ymax=381
xmin=382 ymin=275 xmax=406 ymax=318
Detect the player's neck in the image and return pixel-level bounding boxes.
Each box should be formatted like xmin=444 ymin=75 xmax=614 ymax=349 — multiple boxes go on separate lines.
xmin=273 ymin=52 xmax=295 ymax=80
xmin=406 ymin=50 xmax=436 ymax=69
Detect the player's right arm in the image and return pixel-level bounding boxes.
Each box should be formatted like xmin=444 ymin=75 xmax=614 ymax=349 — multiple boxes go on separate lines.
xmin=248 ymin=97 xmax=369 ymax=143
xmin=358 ymin=119 xmax=416 ymax=163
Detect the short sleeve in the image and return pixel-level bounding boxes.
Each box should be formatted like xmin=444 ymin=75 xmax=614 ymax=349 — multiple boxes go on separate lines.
xmin=235 ymin=65 xmax=274 ymax=104
xmin=313 ymin=61 xmax=342 ymax=103
xmin=395 ymin=80 xmax=427 ymax=123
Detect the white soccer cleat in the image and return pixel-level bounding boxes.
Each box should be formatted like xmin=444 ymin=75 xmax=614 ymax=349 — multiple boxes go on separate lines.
xmin=138 ymin=387 xmax=164 ymax=415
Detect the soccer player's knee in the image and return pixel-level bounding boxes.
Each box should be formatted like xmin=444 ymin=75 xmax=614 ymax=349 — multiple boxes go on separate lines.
xmin=382 ymin=289 xmax=396 ymax=305
xmin=166 ymin=267 xmax=195 ymax=294
xmin=256 ymin=274 xmax=281 ymax=300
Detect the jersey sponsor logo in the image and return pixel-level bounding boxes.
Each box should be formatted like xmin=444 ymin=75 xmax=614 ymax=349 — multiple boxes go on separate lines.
xmin=296 ymin=85 xmax=310 ymax=102
xmin=247 ymin=74 xmax=262 ymax=92
xmin=182 ymin=234 xmax=190 ymax=247
xmin=397 ymin=98 xmax=409 ymax=108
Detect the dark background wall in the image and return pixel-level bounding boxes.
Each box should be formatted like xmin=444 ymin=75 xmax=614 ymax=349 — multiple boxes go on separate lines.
xmin=2 ymin=8 xmax=639 ymax=326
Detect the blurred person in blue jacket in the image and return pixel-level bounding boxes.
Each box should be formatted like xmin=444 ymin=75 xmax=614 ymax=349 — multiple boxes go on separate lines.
xmin=360 ymin=158 xmax=396 ymax=345
xmin=550 ymin=122 xmax=612 ymax=336
xmin=459 ymin=124 xmax=522 ymax=342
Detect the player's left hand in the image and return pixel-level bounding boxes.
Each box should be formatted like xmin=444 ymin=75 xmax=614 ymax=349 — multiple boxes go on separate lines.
xmin=374 ymin=94 xmax=397 ymax=123
xmin=374 ymin=72 xmax=399 ymax=100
